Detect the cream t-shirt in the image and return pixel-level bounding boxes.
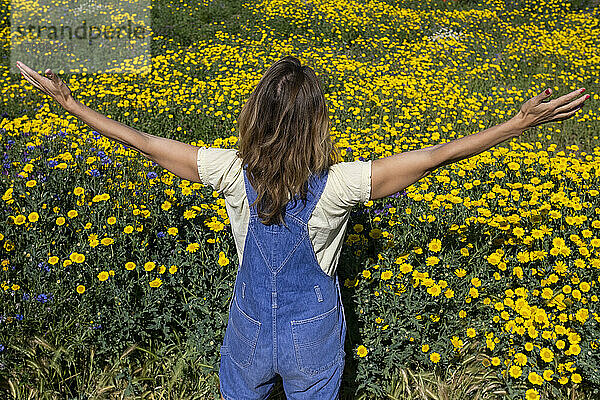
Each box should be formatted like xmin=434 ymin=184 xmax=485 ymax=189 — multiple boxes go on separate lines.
xmin=196 ymin=147 xmax=372 ymax=277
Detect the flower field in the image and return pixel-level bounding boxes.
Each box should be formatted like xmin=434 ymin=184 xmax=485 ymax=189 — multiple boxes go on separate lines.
xmin=1 ymin=0 xmax=600 ymax=398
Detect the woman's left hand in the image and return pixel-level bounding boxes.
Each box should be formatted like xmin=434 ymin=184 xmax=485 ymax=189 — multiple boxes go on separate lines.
xmin=16 ymin=61 xmax=76 ymax=111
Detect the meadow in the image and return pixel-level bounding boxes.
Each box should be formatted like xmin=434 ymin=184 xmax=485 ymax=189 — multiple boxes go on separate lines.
xmin=1 ymin=0 xmax=600 ymax=398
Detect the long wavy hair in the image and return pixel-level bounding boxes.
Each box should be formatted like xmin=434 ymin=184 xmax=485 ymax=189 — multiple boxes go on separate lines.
xmin=236 ymin=56 xmax=340 ymax=225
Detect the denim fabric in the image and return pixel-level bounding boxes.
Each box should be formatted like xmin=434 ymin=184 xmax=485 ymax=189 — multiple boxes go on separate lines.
xmin=219 ymin=165 xmax=347 ymax=400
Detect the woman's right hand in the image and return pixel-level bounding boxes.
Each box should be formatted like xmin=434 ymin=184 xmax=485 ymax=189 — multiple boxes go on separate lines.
xmin=513 ymin=87 xmax=590 ymax=132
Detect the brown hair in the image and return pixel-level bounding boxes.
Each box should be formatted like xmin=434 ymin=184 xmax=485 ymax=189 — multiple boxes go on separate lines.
xmin=236 ymin=56 xmax=340 ymax=225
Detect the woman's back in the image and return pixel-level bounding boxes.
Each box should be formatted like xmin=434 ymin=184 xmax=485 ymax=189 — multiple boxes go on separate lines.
xmin=197 ymin=146 xmax=372 ymax=277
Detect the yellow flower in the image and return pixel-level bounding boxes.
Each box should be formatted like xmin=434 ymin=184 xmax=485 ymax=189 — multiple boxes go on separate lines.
xmin=149 ymin=278 xmax=162 ymax=288
xmin=543 ymin=369 xmax=554 ymax=381
xmin=73 ymin=187 xmax=84 ymax=196
xmin=28 ymin=212 xmax=39 ymax=222
xmin=169 ymin=265 xmax=178 ymax=274
xmin=101 ymin=237 xmax=114 ymax=246
xmin=369 ymin=228 xmax=382 ymax=239
xmin=400 ymin=263 xmax=413 ymax=274
xmin=76 ymin=285 xmax=85 ymax=294
xmin=466 ymin=328 xmax=476 ymax=338
xmin=421 ymin=344 xmax=430 ymax=352
xmin=571 ymin=373 xmax=582 ymax=383
xmin=186 ymin=242 xmax=200 ymax=253
xmin=428 ymin=238 xmax=442 ymax=252
xmin=97 ymin=271 xmax=109 ymax=281
xmin=540 ymin=348 xmax=553 ymax=362
xmin=426 ymin=256 xmax=439 ymax=266
xmin=107 ymin=216 xmax=116 ymax=225
xmin=168 ymin=227 xmax=178 ymax=236
xmin=70 ymin=252 xmax=85 ymax=263
xmin=381 ymin=270 xmax=393 ymax=280
xmin=144 ymin=262 xmax=156 ymax=271
xmin=353 ymin=224 xmax=364 ymax=232
xmin=48 ymin=256 xmax=59 ymax=265
xmin=509 ymin=365 xmax=522 ymax=378
xmin=356 ymin=345 xmax=368 ymax=357
xmin=429 ymin=352 xmax=441 ymax=363
xmin=218 ymin=252 xmax=230 ymax=266
xmin=528 ymin=371 xmax=543 ymax=386
xmin=159 ymin=265 xmax=166 ymax=274
xmin=67 ymin=210 xmax=78 ymax=218
xmin=124 ymin=225 xmax=134 ymax=234
xmin=362 ymin=270 xmax=371 ymax=279
xmin=525 ymin=389 xmax=540 ymax=400
xmin=513 ymin=350 xmax=528 ymax=366
xmin=56 ymin=216 xmax=66 ymax=226
xmin=125 ymin=262 xmax=136 ymax=271
xmin=13 ymin=215 xmax=26 ymax=225
xmin=454 ymin=268 xmax=466 ymax=277
xmin=427 ymin=284 xmax=442 ymax=297
xmin=524 ymin=342 xmax=534 ymax=352
xmin=487 ymin=252 xmax=501 ymax=265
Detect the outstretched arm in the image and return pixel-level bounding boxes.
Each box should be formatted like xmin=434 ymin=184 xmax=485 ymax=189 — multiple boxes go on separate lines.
xmin=16 ymin=61 xmax=202 ymax=183
xmin=370 ymin=87 xmax=590 ymax=200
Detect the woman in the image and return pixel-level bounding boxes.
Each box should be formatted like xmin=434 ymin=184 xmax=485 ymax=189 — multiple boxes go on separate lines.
xmin=16 ymin=56 xmax=589 ymax=399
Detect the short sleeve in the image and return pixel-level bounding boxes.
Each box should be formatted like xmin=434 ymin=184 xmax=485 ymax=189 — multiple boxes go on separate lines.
xmin=326 ymin=160 xmax=372 ymax=209
xmin=196 ymin=147 xmax=242 ymax=196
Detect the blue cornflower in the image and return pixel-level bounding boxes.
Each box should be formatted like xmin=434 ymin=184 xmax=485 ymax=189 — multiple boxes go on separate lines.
xmin=15 ymin=314 xmax=23 ymax=321
xmin=38 ymin=262 xmax=51 ymax=272
xmin=36 ymin=294 xmax=48 ymax=303
xmin=47 ymin=160 xmax=58 ymax=168
xmin=97 ymin=150 xmax=106 ymax=158
xmin=157 ymin=231 xmax=166 ymax=238
xmin=22 ymin=293 xmax=30 ymax=301
xmin=101 ymin=157 xmax=112 ymax=165
xmin=90 ymin=169 xmax=100 ymax=177
xmin=0 ymin=344 xmax=4 ymax=352
xmin=147 ymin=172 xmax=158 ymax=179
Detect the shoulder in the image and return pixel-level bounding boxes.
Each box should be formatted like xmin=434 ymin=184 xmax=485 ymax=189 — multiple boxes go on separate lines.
xmin=197 ymin=147 xmax=243 ymax=196
xmin=322 ymin=159 xmax=372 ymax=209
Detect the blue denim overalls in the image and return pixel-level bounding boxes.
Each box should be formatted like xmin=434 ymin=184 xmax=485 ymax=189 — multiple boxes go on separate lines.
xmin=219 ymin=165 xmax=347 ymax=400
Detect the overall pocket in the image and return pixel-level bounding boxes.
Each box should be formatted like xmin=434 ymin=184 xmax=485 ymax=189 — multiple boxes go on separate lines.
xmin=291 ymin=303 xmax=342 ymax=376
xmin=226 ymin=295 xmax=261 ymax=369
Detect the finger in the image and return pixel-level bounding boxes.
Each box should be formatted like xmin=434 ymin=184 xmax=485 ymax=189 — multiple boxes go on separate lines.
xmin=17 ymin=63 xmax=48 ymax=91
xmin=18 ymin=66 xmax=49 ymax=94
xmin=45 ymin=68 xmax=61 ymax=84
xmin=533 ymin=88 xmax=553 ymax=106
xmin=16 ymin=62 xmax=52 ymax=91
xmin=550 ymin=88 xmax=586 ymax=109
xmin=552 ymin=105 xmax=584 ymax=122
xmin=554 ymin=93 xmax=590 ymax=115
